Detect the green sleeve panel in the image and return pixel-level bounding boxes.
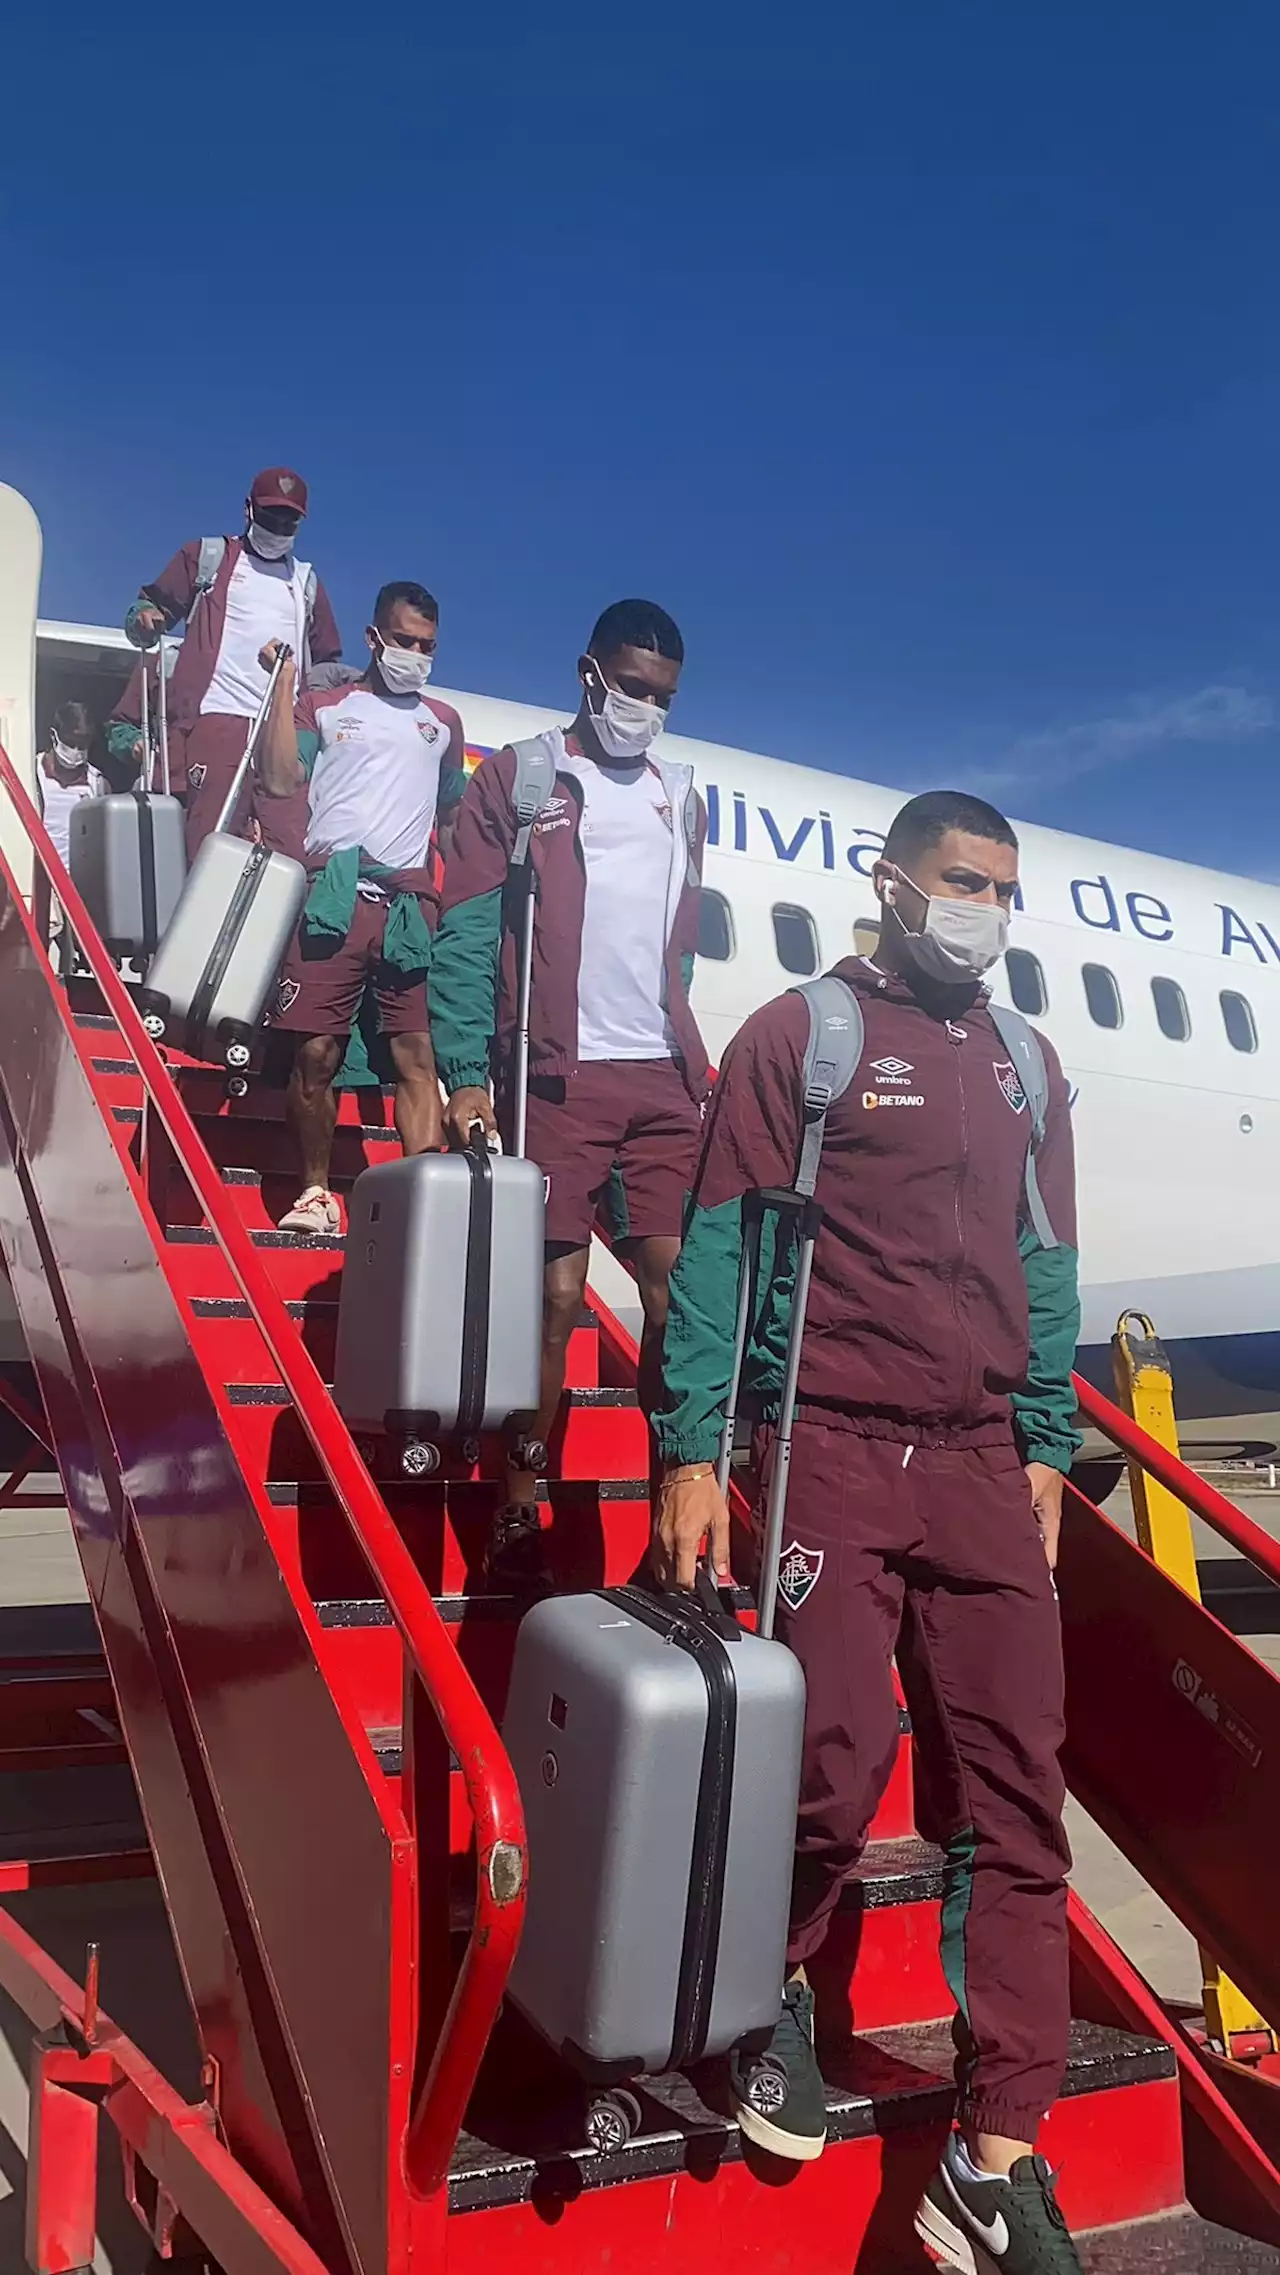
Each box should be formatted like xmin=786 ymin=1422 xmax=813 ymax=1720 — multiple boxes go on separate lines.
xmin=655 ymin=1196 xmax=797 ymax=1465
xmin=654 ymin=1197 xmax=745 ymax=1466
xmin=1011 ymin=1224 xmax=1083 ymax=1473
xmin=297 ymin=729 xmax=321 ymax=780
xmin=427 ymin=885 xmax=504 ymax=1092
xmin=680 ymin=949 xmax=694 ymax=996
xmin=105 ymin=720 xmax=141 ymax=766
xmin=439 ymin=763 xmax=466 ymax=814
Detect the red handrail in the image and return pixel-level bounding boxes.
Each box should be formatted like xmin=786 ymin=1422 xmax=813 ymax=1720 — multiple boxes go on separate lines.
xmin=0 ymin=749 xmax=525 ymax=2197
xmin=1072 ymin=1371 xmax=1280 ymax=1591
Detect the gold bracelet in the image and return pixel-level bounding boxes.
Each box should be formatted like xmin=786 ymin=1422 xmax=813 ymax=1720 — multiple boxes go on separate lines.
xmin=668 ymin=1463 xmax=715 ymax=1482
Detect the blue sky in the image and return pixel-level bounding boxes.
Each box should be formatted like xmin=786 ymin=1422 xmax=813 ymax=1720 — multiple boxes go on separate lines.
xmin=4 ymin=2 xmax=1278 ymax=875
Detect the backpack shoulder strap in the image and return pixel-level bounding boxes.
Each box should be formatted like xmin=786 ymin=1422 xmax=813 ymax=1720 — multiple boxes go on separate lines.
xmin=987 ymin=1001 xmax=1058 ymax=1249
xmin=682 ymin=778 xmax=700 ymax=889
xmin=789 ymin=974 xmax=865 ymax=1199
xmin=509 ymin=732 xmax=559 ymax=867
xmin=194 ymin=536 xmax=226 ymax=601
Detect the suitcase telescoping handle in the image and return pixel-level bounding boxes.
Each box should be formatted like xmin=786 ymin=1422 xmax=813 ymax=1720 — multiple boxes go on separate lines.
xmin=156 ymin=634 xmax=171 ymax=796
xmin=139 ymin=652 xmax=152 ymax=793
xmin=214 ymin=643 xmax=293 ymax=838
xmin=715 ymin=1186 xmax=823 ymax=1643
xmin=510 ymin=857 xmax=536 ymax=1161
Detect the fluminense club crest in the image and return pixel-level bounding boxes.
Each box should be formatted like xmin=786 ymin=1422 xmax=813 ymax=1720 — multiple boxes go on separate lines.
xmin=777 ymin=1541 xmax=825 ymax=1612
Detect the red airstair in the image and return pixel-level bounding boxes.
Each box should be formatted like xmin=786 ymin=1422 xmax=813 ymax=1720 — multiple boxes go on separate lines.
xmin=2 ymin=749 xmax=1280 ymax=2272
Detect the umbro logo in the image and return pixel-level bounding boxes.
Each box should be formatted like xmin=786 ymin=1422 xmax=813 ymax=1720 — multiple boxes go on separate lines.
xmin=870 ymin=1054 xmax=913 ymax=1084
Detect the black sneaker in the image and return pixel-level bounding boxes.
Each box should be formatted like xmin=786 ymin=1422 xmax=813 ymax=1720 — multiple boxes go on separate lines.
xmin=485 ymin=1503 xmax=553 ymax=1595
xmin=729 ymin=1979 xmax=827 ymax=2162
xmin=916 ymin=2135 xmax=1084 ymax=2273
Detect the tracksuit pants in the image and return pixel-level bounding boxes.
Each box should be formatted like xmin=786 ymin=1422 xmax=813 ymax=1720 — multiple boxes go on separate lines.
xmin=764 ymin=1416 xmax=1072 ymax=2145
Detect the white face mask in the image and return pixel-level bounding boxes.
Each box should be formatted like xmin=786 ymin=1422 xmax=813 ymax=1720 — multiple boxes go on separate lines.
xmin=246 ymin=519 xmax=295 ymax=561
xmin=884 ymin=867 xmax=1010 ymax=983
xmin=376 ymin=637 xmax=434 ymax=697
xmin=52 ymin=736 xmax=87 ymax=773
xmin=586 ymin=667 xmax=668 ymax=760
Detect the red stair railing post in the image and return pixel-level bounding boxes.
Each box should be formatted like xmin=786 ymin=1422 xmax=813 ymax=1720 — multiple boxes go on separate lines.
xmin=1072 ymin=1372 xmax=1280 ymax=1586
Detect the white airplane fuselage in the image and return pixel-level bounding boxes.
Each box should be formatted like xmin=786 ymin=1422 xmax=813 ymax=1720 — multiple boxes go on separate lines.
xmin=25 ymin=621 xmax=1280 ymax=1459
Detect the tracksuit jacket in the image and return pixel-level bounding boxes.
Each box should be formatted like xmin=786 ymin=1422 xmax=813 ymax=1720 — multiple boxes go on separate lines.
xmin=429 ymin=735 xmax=711 ymax=1099
xmin=110 ymin=536 xmax=341 ymax=763
xmin=655 ymin=955 xmax=1081 ymax=1470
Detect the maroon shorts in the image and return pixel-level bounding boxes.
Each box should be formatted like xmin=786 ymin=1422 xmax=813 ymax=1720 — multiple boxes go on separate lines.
xmin=179 ymin=714 xmax=252 ymax=859
xmin=517 ymin=1058 xmax=703 ymax=1251
xmin=178 ymin=715 xmax=308 ymax=861
xmin=270 ymin=894 xmax=432 ymax=1039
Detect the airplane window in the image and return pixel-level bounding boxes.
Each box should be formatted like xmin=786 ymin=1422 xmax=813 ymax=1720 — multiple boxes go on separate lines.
xmin=1221 ymin=990 xmax=1258 ymax=1054
xmin=772 ymin=904 xmax=819 ymax=976
xmin=696 ymin=888 xmax=735 ymax=962
xmin=1151 ymin=977 xmax=1190 ymax=1042
xmin=1082 ymin=963 xmax=1123 ymax=1030
xmin=1006 ymin=948 xmax=1047 ymax=1016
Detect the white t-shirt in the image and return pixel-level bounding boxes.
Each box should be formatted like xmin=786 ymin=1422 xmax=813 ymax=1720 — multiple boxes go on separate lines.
xmin=201 ymin=550 xmax=296 ymax=719
xmin=39 ymin=765 xmax=102 ymax=865
xmin=574 ymin=751 xmax=677 ymax=1060
xmin=301 ymin=683 xmax=449 ymax=873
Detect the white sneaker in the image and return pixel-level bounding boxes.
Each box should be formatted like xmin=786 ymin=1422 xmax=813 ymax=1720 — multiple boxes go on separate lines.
xmin=278 ymin=1186 xmax=342 ymax=1237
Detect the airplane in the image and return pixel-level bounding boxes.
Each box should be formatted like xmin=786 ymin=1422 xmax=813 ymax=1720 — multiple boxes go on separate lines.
xmin=23 ymin=610 xmax=1280 ymax=1482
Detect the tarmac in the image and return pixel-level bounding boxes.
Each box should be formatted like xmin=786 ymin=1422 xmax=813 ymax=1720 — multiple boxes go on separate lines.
xmin=0 ymin=1468 xmax=1275 ymax=2269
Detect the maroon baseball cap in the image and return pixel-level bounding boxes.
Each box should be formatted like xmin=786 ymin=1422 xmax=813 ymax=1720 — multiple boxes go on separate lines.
xmin=249 ymin=467 xmax=308 ymax=516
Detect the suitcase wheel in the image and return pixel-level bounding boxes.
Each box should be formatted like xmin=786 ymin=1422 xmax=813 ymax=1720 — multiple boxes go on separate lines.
xmin=461 ymin=1436 xmax=481 ymax=1466
xmin=141 ymin=1012 xmax=166 ymax=1041
xmin=225 ymin=1038 xmax=252 ymax=1071
xmin=226 ymin=1075 xmax=250 ymax=1101
xmin=509 ymin=1435 xmax=548 ymax=1475
xmin=401 ymin=1436 xmax=441 ymax=1479
xmin=584 ymin=2089 xmax=643 ymax=2155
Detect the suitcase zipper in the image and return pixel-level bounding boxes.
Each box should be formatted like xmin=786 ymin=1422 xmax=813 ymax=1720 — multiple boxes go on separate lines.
xmin=606 ymin=1587 xmax=738 ymax=2068
xmin=457 ymin=1139 xmax=494 ymax=1437
xmin=132 ymin=790 xmax=158 ymax=957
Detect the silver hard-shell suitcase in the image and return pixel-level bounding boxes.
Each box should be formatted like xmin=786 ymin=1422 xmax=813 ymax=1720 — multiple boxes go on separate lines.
xmin=504 ymin=1580 xmax=805 ymax=2104
xmin=138 ymin=645 xmax=305 ymax=1072
xmin=69 ymin=792 xmax=187 ymax=959
xmin=69 ymin=642 xmax=186 ymax=956
xmin=334 ymin=1134 xmax=545 ymax=1474
xmin=498 ymin=985 xmax=875 ymax=2143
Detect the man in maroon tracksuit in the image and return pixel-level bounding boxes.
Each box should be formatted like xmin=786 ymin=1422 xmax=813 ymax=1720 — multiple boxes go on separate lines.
xmin=654 ymin=791 xmax=1085 ymax=2275
xmin=124 ymin=467 xmax=342 ymax=858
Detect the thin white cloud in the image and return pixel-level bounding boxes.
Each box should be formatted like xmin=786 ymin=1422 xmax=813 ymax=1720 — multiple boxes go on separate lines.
xmin=962 ymin=684 xmax=1275 ymax=797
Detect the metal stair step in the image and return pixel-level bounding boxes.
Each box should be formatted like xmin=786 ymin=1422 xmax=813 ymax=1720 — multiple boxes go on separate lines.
xmin=446 ymin=2018 xmax=1179 ymax=2218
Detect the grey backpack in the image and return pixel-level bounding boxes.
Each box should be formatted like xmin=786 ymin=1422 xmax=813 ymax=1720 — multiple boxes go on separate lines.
xmin=791 ymin=972 xmax=1058 ymax=1248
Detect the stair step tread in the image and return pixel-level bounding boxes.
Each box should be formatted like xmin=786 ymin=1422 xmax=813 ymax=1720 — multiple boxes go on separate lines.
xmin=227 ymin=1382 xmax=637 ymax=1407
xmin=193 ymin=1295 xmax=600 ymax=1329
xmin=266 ymin=1474 xmax=648 ymax=1504
xmin=316 ymin=1586 xmax=756 ymax=1630
xmin=171 ymin=1228 xmax=347 ymax=1256
xmin=1079 ymin=2212 xmax=1280 ymax=2271
xmin=447 ymin=2019 xmax=1174 ymax=2211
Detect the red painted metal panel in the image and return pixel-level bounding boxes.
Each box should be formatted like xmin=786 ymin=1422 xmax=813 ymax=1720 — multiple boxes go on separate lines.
xmin=443 ymin=2079 xmax=1184 ymax=2274
xmin=0 ymin=756 xmax=530 ymax=2261
xmin=1069 ymin=1891 xmax=1280 ymax=2244
xmin=1058 ymin=1488 xmax=1280 ymax=2031
xmin=808 ymin=1897 xmax=950 ymax=2035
